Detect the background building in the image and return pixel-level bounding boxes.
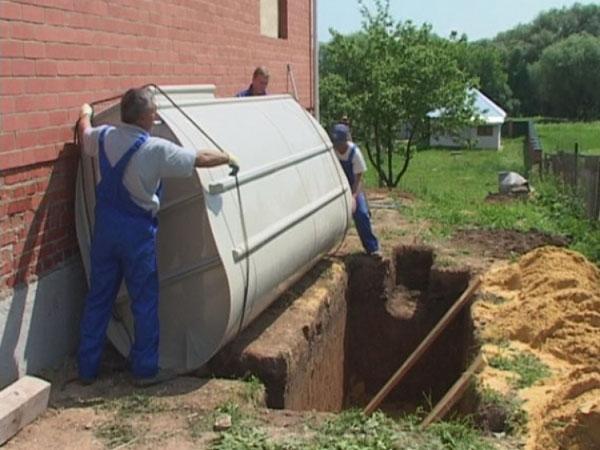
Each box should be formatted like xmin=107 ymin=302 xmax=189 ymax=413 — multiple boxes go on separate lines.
xmin=429 ymin=89 xmax=507 ymax=150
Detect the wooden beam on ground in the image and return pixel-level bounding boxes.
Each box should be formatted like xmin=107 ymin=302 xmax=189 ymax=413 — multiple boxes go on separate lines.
xmin=421 ymin=353 xmax=486 ymax=428
xmin=0 ymin=376 xmax=51 ymax=445
xmin=363 ymin=277 xmax=481 ymax=415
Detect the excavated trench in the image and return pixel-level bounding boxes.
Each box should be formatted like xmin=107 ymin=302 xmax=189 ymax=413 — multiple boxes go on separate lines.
xmin=344 ymin=245 xmax=475 ymax=412
xmin=210 ymin=244 xmax=477 ymax=417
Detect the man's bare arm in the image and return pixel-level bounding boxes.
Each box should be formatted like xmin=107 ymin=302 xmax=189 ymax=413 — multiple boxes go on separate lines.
xmin=78 ymin=104 xmax=93 ymax=145
xmin=352 ymin=172 xmax=363 ymax=196
xmin=194 ymin=150 xmax=233 ymax=168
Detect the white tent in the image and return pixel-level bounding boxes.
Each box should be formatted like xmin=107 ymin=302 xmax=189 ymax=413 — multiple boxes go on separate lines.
xmin=75 ymin=85 xmax=351 ymax=373
xmin=429 ymin=89 xmax=507 ymax=150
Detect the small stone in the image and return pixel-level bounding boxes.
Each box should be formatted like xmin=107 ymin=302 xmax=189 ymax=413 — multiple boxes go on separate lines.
xmin=213 ymin=414 xmax=232 ymax=431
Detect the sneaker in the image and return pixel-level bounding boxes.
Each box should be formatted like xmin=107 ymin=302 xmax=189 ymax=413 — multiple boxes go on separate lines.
xmin=132 ymin=369 xmax=177 ymax=387
xmin=369 ymin=250 xmax=383 ymax=258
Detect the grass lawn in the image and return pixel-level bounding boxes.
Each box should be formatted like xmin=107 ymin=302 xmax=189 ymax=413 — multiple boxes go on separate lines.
xmin=536 ymin=121 xmax=600 ymax=155
xmin=362 ymin=138 xmax=600 ymax=263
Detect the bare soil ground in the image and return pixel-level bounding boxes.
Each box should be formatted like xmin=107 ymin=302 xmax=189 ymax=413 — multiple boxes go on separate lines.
xmin=6 ymin=190 xmax=595 ymax=450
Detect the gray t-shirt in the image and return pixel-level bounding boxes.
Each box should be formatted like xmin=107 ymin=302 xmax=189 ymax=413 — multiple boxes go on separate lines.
xmin=83 ymin=124 xmax=196 ymax=216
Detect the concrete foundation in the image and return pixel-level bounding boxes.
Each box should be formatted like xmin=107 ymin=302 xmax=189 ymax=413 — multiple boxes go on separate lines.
xmin=0 ymin=260 xmax=86 ymax=389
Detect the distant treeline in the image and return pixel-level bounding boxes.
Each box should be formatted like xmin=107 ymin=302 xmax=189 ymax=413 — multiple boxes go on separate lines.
xmin=320 ymin=3 xmax=600 ymax=121
xmin=466 ymin=2 xmax=600 ymax=120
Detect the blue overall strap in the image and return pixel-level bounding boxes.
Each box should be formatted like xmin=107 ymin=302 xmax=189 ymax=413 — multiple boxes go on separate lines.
xmin=112 ymin=132 xmax=149 ymax=175
xmin=97 ymin=129 xmax=149 ymax=216
xmin=113 ymin=132 xmax=150 ymax=216
xmin=97 ymin=126 xmax=114 ymax=179
xmin=340 ymin=144 xmax=356 ymax=187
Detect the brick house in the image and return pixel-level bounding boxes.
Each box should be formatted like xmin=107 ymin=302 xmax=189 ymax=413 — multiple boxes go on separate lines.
xmin=0 ymin=0 xmax=318 ymax=388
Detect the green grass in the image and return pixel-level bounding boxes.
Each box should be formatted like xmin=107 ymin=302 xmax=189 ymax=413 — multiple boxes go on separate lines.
xmin=95 ymin=422 xmax=137 ymax=449
xmin=242 ymin=374 xmax=265 ymax=405
xmin=210 ymin=408 xmax=495 ymax=450
xmin=362 ymin=137 xmax=600 ymax=263
xmin=99 ymin=392 xmax=167 ymax=418
xmin=489 ymin=351 xmax=552 ymax=388
xmin=536 ymin=121 xmax=600 ymax=155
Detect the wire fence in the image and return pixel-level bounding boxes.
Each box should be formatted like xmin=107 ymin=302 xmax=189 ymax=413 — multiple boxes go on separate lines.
xmin=503 ymin=119 xmax=600 ymax=221
xmin=544 ymin=149 xmax=600 ymax=221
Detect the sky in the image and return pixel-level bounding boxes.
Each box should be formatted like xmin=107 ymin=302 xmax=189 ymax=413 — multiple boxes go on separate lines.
xmin=318 ymin=0 xmax=598 ymax=42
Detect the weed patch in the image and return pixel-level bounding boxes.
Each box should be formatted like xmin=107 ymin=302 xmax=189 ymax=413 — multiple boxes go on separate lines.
xmin=95 ymin=421 xmax=136 ymax=449
xmin=489 ymin=352 xmax=551 ymax=388
xmin=208 ymin=408 xmax=495 ymax=450
xmin=99 ymin=392 xmax=167 ymax=418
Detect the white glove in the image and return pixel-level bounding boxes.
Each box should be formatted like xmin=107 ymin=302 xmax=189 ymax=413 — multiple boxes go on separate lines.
xmin=79 ymin=103 xmax=93 ymax=120
xmin=227 ymin=152 xmax=240 ymax=176
xmin=227 ymin=153 xmax=239 ymax=167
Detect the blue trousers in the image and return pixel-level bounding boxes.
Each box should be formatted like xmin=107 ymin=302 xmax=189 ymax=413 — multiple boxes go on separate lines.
xmin=78 ymin=210 xmax=159 ymax=379
xmin=354 ymin=192 xmax=379 ymax=254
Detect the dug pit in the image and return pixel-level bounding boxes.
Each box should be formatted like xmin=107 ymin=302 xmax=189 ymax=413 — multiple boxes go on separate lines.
xmin=210 ymin=244 xmax=478 ymax=417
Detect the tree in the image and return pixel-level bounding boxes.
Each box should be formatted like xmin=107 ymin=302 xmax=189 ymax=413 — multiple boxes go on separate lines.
xmin=492 ymin=2 xmax=600 ymax=116
xmin=320 ymin=0 xmax=475 ymax=188
xmin=457 ymin=40 xmax=518 ymax=114
xmin=530 ymin=33 xmax=600 ymax=120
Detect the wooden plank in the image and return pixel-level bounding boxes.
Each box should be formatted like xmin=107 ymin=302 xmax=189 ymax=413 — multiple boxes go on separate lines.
xmin=363 ymin=277 xmax=481 ymax=415
xmin=0 ymin=376 xmax=51 ymax=445
xmin=421 ymin=353 xmax=486 ymax=428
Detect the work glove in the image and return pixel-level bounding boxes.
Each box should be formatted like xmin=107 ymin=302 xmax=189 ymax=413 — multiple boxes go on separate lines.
xmin=227 ymin=152 xmax=240 ymax=177
xmin=79 ymin=103 xmax=93 ymax=120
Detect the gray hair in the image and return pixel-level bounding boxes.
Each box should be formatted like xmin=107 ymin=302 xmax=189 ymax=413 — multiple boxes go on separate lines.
xmin=253 ymin=66 xmax=270 ymax=79
xmin=121 ymin=88 xmax=155 ymax=124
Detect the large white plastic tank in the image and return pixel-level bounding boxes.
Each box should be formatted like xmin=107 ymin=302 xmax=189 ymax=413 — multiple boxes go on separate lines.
xmin=75 ymin=85 xmax=351 ymax=373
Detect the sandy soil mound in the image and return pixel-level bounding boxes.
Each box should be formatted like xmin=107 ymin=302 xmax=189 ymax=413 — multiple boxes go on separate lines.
xmin=474 ymin=246 xmax=600 ymax=450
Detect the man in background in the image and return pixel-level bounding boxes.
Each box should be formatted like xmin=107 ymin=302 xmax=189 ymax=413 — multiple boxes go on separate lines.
xmin=237 ymin=66 xmax=270 ymax=97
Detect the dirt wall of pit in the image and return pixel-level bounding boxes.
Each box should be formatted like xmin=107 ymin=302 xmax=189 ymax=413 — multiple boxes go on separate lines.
xmin=344 ymin=249 xmax=473 ymax=408
xmin=210 ymin=246 xmax=477 ymax=414
xmin=209 ymin=260 xmax=348 ymax=411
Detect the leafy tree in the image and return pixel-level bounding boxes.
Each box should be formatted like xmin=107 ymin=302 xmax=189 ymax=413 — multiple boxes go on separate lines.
xmin=320 ymin=0 xmax=475 ymax=188
xmin=492 ymin=2 xmax=600 ymax=116
xmin=530 ymin=33 xmax=600 ymax=120
xmin=457 ymin=39 xmax=517 ymax=113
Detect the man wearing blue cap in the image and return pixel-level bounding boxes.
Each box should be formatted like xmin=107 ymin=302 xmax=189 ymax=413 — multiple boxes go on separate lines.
xmin=331 ymin=123 xmax=380 ymax=256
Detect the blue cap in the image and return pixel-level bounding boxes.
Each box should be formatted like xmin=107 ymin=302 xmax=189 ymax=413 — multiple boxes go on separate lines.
xmin=330 ymin=123 xmax=350 ymax=145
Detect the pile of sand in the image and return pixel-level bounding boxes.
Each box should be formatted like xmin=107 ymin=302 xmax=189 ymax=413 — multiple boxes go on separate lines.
xmin=474 ymin=246 xmax=600 ymax=450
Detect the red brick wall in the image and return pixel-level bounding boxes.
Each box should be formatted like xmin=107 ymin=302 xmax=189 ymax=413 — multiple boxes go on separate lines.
xmin=0 ymin=0 xmax=315 ymax=292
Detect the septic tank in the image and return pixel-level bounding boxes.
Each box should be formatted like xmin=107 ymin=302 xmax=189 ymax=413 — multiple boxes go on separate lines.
xmin=75 ymin=85 xmax=351 ymax=373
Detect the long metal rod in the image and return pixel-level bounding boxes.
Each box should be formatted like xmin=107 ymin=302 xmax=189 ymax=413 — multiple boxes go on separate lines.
xmin=287 ymin=64 xmax=299 ymax=101
xmin=208 ymin=144 xmax=330 ymax=194
xmin=312 ymin=0 xmax=319 ymax=120
xmin=363 ymin=277 xmax=482 ymax=415
xmin=420 ymin=353 xmax=485 ymax=428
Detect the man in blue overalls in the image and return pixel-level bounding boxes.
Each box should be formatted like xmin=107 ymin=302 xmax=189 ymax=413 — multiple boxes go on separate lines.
xmin=77 ymin=88 xmax=238 ymax=386
xmin=236 ymin=66 xmax=269 ymax=97
xmin=331 ymin=123 xmax=380 ymax=256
